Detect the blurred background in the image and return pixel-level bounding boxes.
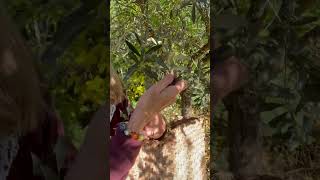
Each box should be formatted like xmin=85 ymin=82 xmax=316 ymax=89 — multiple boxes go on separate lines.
xmin=212 ymin=0 xmax=320 ymax=179
xmin=3 ymin=0 xmax=107 ymax=148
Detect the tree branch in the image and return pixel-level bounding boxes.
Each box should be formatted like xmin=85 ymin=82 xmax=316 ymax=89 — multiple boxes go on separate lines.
xmin=191 ymin=42 xmax=209 ymax=60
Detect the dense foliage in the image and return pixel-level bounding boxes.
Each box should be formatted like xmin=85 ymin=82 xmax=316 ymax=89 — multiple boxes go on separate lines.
xmin=4 ymin=0 xmax=107 ymax=147
xmin=111 ymin=0 xmax=210 ymax=113
xmin=212 ymin=0 xmax=320 ymax=178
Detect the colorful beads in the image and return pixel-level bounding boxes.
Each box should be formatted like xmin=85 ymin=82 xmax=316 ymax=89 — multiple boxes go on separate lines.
xmin=119 ymin=122 xmax=127 ymax=131
xmin=131 ymin=132 xmax=139 ymax=140
xmin=124 ymin=130 xmax=130 ymax=136
xmin=118 ymin=122 xmax=144 ymax=141
xmin=131 ymin=132 xmax=145 ymax=141
xmin=138 ymin=134 xmax=145 ymax=141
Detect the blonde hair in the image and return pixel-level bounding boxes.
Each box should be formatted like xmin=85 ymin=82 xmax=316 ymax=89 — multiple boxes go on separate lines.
xmin=110 ymin=64 xmax=125 ymax=105
xmin=0 ymin=7 xmax=44 ymax=137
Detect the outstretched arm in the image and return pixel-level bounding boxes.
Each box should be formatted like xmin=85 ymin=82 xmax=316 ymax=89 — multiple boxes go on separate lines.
xmin=65 ymin=74 xmax=186 ymax=180
xmin=64 ymin=104 xmax=144 ymax=180
xmin=64 ymin=104 xmax=108 ymax=180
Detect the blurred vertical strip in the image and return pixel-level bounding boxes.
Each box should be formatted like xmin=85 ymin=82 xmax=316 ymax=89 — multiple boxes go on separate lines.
xmin=105 ymin=0 xmax=111 ymax=178
xmin=209 ymin=0 xmax=214 ymax=179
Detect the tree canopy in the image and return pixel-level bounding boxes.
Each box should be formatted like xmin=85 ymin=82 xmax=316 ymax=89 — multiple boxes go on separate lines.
xmin=212 ymin=0 xmax=320 ymax=179
xmin=111 ymin=0 xmax=210 ymax=114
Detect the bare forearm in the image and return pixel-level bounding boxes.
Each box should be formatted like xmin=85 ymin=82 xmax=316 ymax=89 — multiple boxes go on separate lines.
xmin=65 ymin=104 xmax=108 ymax=180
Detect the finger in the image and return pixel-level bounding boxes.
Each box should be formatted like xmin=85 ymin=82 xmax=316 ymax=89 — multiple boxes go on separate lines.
xmin=160 ymin=80 xmax=187 ymax=98
xmin=128 ymin=120 xmax=149 ymax=133
xmin=127 ymin=118 xmax=146 ymax=133
xmin=174 ymin=80 xmax=187 ymax=92
xmin=141 ymin=125 xmax=154 ymax=138
xmin=128 ymin=109 xmax=155 ymax=132
xmin=157 ymin=95 xmax=177 ymax=112
xmin=157 ymin=80 xmax=187 ymax=109
xmin=162 ymin=98 xmax=177 ymax=110
xmin=141 ymin=128 xmax=154 ymax=137
xmin=142 ymin=128 xmax=160 ymax=139
xmin=153 ymin=73 xmax=175 ymax=92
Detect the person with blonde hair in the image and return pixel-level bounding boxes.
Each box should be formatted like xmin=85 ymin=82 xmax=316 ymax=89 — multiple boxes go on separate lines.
xmin=0 ymin=7 xmax=77 ymax=180
xmin=0 ymin=5 xmax=187 ymax=180
xmin=109 ymin=65 xmax=187 ymax=179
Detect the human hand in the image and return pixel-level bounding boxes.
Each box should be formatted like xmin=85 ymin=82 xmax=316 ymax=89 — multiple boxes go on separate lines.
xmin=142 ymin=113 xmax=166 ymax=139
xmin=213 ymin=56 xmax=248 ymax=105
xmin=128 ymin=73 xmax=187 ymax=133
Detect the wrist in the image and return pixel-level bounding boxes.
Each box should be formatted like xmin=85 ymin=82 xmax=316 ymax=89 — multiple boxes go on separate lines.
xmin=128 ymin=108 xmax=156 ymax=132
xmin=119 ymin=122 xmax=146 ymax=141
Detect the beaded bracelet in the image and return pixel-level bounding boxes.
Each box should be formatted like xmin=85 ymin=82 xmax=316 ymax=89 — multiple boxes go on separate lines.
xmin=119 ymin=122 xmax=145 ymax=141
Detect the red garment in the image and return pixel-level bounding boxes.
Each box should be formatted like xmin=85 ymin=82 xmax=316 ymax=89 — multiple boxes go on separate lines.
xmin=110 ymin=99 xmax=132 ymax=136
xmin=7 ymin=99 xmax=141 ymax=180
xmin=7 ymin=109 xmax=77 ymax=180
xmin=110 ymin=127 xmax=142 ymax=180
xmin=109 ymin=99 xmax=142 ymax=180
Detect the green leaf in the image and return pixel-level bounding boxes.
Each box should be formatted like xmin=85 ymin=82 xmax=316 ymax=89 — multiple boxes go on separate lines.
xmin=191 ymin=3 xmax=196 ymax=23
xmin=265 ymin=96 xmax=287 ymax=104
xmin=295 ymin=111 xmax=304 ymax=127
xmin=144 ymin=68 xmax=158 ymax=80
xmin=260 ymin=105 xmax=289 ymax=123
xmin=155 ymin=58 xmax=169 ymax=71
xmin=292 ymin=16 xmax=318 ymax=26
xmin=146 ymin=44 xmax=162 ymax=54
xmin=133 ymin=32 xmax=142 ymax=45
xmin=128 ymin=51 xmax=139 ymax=62
xmin=175 ymin=66 xmax=188 ymax=72
xmin=124 ymin=64 xmax=139 ymax=81
xmin=125 ymin=40 xmax=141 ymax=57
xmin=281 ymin=123 xmax=291 ymax=134
xmin=267 ymin=0 xmax=282 ymax=21
xmin=169 ymin=9 xmax=174 ymax=19
xmin=141 ymin=48 xmax=145 ymax=58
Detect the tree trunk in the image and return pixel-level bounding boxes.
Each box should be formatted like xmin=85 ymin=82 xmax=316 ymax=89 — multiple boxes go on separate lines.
xmin=181 ymin=89 xmax=192 ymax=119
xmin=223 ymin=89 xmax=263 ymax=179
